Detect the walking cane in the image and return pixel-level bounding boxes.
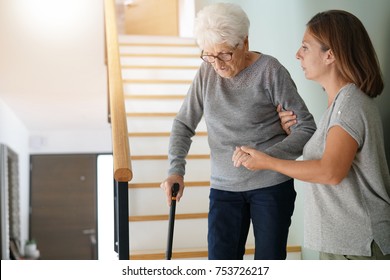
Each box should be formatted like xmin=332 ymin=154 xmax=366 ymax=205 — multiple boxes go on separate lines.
xmin=166 ymin=183 xmax=180 ymax=260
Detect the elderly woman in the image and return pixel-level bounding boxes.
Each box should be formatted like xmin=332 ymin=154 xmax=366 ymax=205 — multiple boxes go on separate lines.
xmin=160 ymin=3 xmax=316 ymax=260
xmin=233 ymin=10 xmax=390 ymax=260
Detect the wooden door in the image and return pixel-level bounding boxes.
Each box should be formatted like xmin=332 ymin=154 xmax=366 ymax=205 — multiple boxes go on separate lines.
xmin=30 ymin=155 xmax=97 ymax=260
xmin=124 ymin=0 xmax=179 ymax=36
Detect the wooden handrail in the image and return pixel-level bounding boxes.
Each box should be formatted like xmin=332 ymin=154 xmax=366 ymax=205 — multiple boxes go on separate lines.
xmin=104 ymin=0 xmax=132 ymax=182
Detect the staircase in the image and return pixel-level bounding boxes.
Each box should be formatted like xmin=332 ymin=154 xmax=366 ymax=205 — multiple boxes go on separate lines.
xmin=119 ymin=35 xmax=301 ymax=260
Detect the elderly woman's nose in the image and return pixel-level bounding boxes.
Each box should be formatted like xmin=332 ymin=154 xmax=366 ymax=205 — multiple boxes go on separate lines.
xmin=214 ymin=59 xmax=225 ymax=66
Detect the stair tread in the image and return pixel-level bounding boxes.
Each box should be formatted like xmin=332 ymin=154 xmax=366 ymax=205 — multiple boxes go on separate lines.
xmin=129 ymin=181 xmax=210 ymax=188
xmin=130 ymin=155 xmax=209 ymax=160
xmin=130 ymin=246 xmax=302 ymax=260
xmin=125 ymin=94 xmax=185 ymax=99
xmin=128 ymin=132 xmax=207 ymax=137
xmin=129 ymin=212 xmax=208 ymax=222
xmin=122 ymin=65 xmax=199 ymax=69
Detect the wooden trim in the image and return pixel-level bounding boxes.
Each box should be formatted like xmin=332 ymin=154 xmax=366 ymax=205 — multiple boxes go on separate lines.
xmin=128 ymin=131 xmax=207 ymax=137
xmin=130 ymin=155 xmax=210 ymax=160
xmin=130 ymin=246 xmax=302 ymax=260
xmin=130 ymin=248 xmax=208 ymax=260
xmin=245 ymin=246 xmax=302 ymax=255
xmin=125 ymin=94 xmax=185 ymax=99
xmin=129 ymin=181 xmax=210 ymax=188
xmin=122 ymin=65 xmax=199 ymax=70
xmin=123 ymin=79 xmax=192 ymax=84
xmin=129 ymin=213 xmax=208 ymax=222
xmin=104 ymin=0 xmax=132 ymax=182
xmin=121 ymin=53 xmax=199 ymax=58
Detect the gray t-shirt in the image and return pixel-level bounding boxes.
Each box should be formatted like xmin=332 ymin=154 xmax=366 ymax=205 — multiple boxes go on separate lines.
xmin=168 ymin=53 xmax=316 ymax=191
xmin=303 ymin=83 xmax=390 ymax=256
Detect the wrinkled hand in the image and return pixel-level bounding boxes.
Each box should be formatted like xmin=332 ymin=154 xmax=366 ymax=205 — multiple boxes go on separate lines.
xmin=160 ymin=174 xmax=184 ymax=206
xmin=277 ymin=104 xmax=296 ymax=135
xmin=232 ymin=146 xmax=271 ymax=171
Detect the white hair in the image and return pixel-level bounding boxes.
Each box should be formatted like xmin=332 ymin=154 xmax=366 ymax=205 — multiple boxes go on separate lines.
xmin=194 ymin=3 xmax=250 ymax=50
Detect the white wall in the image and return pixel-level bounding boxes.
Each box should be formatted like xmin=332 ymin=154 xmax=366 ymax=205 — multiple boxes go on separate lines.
xmin=196 ymin=0 xmax=390 ymax=259
xmin=29 ymin=129 xmax=112 ymax=154
xmin=0 ymin=98 xmax=30 ymax=251
xmin=0 ymin=97 xmax=113 ymax=255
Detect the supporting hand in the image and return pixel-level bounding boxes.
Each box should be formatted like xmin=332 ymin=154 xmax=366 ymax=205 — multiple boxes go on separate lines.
xmin=277 ymin=104 xmax=297 ymax=135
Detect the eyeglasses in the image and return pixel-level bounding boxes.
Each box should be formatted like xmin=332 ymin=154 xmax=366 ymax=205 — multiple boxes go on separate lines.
xmin=200 ymin=51 xmax=234 ymax=63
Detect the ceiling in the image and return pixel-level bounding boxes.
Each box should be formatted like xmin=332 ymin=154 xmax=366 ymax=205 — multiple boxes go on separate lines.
xmin=0 ymin=0 xmax=109 ymax=132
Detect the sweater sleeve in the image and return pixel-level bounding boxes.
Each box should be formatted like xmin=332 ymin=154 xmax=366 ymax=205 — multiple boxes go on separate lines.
xmin=168 ymin=68 xmax=205 ymax=176
xmin=264 ymin=64 xmax=317 ymax=159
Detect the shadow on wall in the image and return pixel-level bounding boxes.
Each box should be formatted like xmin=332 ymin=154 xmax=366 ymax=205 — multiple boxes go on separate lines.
xmin=375 ymin=13 xmax=390 ymax=165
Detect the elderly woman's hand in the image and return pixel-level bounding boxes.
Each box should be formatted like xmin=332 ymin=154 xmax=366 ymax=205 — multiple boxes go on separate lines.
xmin=160 ymin=174 xmax=184 ymax=206
xmin=232 ymin=146 xmax=271 ymax=171
xmin=277 ymin=104 xmax=297 ymax=135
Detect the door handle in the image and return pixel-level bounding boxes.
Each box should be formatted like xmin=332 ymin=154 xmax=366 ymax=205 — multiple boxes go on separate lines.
xmin=82 ymin=228 xmax=97 ymax=259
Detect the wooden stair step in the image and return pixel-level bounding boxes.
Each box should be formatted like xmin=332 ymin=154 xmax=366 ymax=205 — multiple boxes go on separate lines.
xmin=130 ymin=246 xmax=302 ymax=260
xmin=129 ymin=213 xmax=208 ymax=222
xmin=130 ymin=155 xmax=209 ymax=160
xmin=122 ymin=65 xmax=199 ymax=70
xmin=128 ymin=131 xmax=207 ymax=137
xmin=121 ymin=53 xmax=199 ymax=58
xmin=127 ymin=112 xmax=177 ymax=117
xmin=129 ymin=181 xmax=210 ymax=188
xmin=123 ymin=79 xmax=192 ymax=84
xmin=125 ymin=94 xmax=185 ymax=99
xmin=119 ymin=42 xmax=197 ymax=47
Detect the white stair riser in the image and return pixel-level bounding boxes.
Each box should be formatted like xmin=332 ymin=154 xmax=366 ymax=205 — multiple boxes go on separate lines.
xmin=129 ymin=187 xmax=210 ymax=215
xmin=127 ymin=118 xmax=207 ymax=132
xmin=121 ymin=56 xmax=201 ymax=67
xmin=119 ymin=35 xmax=197 ymax=45
xmin=129 ymin=220 xmax=257 ymax=252
xmin=130 ymin=137 xmax=209 ymax=156
xmin=122 ymin=68 xmax=197 ymax=80
xmin=120 ymin=46 xmax=200 ymax=55
xmin=130 ymin=219 xmax=207 ymax=251
xmin=125 ymin=99 xmax=183 ymax=113
xmin=130 ymin=159 xmax=211 ymax=183
xmin=123 ymin=83 xmax=192 ymax=95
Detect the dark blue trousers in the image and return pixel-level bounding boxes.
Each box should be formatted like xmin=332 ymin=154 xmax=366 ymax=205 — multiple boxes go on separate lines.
xmin=208 ymin=179 xmax=296 ymax=260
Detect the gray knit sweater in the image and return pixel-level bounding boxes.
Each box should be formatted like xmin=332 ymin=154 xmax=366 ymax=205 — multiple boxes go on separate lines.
xmin=168 ymin=53 xmax=316 ymax=191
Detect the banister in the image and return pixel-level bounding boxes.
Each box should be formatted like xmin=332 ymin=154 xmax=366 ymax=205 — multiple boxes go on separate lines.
xmin=104 ymin=0 xmax=132 ymax=182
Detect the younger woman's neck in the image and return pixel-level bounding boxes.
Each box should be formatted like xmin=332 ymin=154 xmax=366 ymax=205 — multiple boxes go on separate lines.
xmin=323 ymin=77 xmax=350 ymax=107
